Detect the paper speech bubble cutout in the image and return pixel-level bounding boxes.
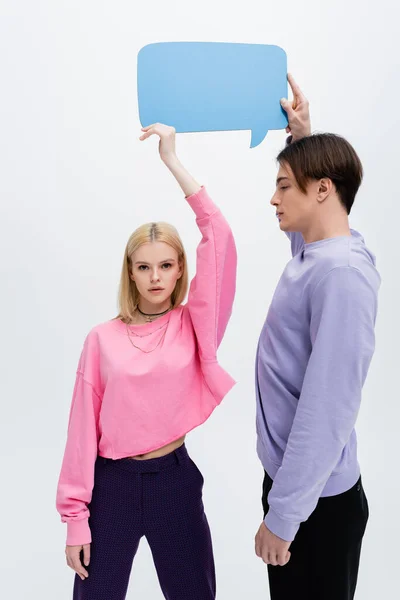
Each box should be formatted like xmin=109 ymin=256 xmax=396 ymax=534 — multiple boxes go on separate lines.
xmin=138 ymin=42 xmax=288 ymax=148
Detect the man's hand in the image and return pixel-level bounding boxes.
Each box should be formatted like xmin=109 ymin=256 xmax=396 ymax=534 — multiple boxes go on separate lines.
xmin=255 ymin=521 xmax=292 ymax=567
xmin=280 ymin=74 xmax=311 ymax=142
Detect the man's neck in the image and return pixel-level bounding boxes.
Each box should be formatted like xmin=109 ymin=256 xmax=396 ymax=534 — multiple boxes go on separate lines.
xmin=302 ymin=213 xmax=351 ymax=245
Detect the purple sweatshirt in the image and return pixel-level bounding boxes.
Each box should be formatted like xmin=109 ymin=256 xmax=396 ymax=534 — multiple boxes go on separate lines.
xmin=256 ymin=229 xmax=381 ymax=542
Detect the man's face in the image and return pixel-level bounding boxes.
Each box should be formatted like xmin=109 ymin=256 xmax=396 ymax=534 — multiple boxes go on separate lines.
xmin=270 ymin=163 xmax=319 ymax=233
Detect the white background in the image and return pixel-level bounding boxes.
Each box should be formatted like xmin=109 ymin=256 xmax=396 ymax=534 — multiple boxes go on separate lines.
xmin=1 ymin=1 xmax=399 ymax=598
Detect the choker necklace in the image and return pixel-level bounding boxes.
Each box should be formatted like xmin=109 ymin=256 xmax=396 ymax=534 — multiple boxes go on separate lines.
xmin=137 ymin=305 xmax=172 ymax=323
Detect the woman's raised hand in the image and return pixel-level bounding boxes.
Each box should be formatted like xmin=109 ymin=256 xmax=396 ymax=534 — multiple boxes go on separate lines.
xmin=140 ymin=123 xmax=177 ymax=165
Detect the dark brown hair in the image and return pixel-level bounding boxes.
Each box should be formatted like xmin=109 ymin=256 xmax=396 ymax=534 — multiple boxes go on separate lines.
xmin=277 ymin=133 xmax=363 ymax=215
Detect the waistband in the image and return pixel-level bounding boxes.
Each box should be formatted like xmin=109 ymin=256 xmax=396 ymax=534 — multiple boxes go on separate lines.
xmin=98 ymin=443 xmax=189 ymax=473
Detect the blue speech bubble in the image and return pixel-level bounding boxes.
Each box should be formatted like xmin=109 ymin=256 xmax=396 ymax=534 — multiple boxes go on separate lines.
xmin=137 ymin=42 xmax=288 ymax=148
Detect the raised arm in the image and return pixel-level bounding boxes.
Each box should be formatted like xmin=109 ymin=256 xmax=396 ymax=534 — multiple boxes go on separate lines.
xmin=139 ymin=123 xmax=201 ymax=197
xmin=140 ymin=123 xmax=237 ymax=356
xmin=284 ymin=230 xmax=305 ymax=256
xmin=280 ymin=74 xmax=311 ymax=256
xmin=184 ymin=186 xmax=237 ymax=355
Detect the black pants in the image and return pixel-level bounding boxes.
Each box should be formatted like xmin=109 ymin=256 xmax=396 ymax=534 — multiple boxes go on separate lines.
xmin=262 ymin=471 xmax=369 ymax=600
xmin=73 ymin=445 xmax=215 ymax=600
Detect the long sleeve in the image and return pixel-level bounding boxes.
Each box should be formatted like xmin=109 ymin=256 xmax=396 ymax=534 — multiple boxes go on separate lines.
xmin=265 ymin=266 xmax=377 ymax=542
xmin=56 ymin=335 xmax=102 ymax=546
xmin=281 ymin=137 xmax=304 ymax=257
xmin=185 ymin=186 xmax=237 ymax=357
xmin=284 ymin=231 xmax=304 ymax=257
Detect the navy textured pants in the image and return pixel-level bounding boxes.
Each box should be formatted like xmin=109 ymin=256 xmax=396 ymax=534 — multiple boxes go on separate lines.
xmin=262 ymin=470 xmax=369 ymax=600
xmin=73 ymin=444 xmax=216 ymax=600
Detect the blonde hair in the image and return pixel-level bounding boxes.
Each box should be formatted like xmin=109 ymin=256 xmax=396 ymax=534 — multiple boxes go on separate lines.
xmin=115 ymin=221 xmax=189 ymax=323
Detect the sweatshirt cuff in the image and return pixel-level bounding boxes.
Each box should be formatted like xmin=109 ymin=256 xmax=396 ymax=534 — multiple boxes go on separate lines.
xmin=264 ymin=508 xmax=300 ymax=543
xmin=66 ymin=518 xmax=92 ymax=546
xmin=185 ymin=186 xmax=218 ymax=220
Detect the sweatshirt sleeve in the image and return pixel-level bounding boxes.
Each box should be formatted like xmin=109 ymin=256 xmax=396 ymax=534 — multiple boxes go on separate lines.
xmin=185 ymin=186 xmax=237 ymax=357
xmin=282 ymin=136 xmax=305 ymax=257
xmin=284 ymin=231 xmax=305 ymax=257
xmin=56 ymin=333 xmax=102 ymax=546
xmin=264 ymin=266 xmax=377 ymax=542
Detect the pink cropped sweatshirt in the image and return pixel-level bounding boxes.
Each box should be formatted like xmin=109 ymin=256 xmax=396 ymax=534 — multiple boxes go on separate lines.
xmin=56 ymin=186 xmax=237 ymax=546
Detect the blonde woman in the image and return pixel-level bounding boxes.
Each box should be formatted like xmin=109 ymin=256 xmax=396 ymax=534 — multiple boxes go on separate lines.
xmin=56 ymin=123 xmax=237 ymax=600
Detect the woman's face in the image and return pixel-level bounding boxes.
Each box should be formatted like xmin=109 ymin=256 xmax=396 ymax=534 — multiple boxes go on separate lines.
xmin=130 ymin=242 xmax=182 ymax=308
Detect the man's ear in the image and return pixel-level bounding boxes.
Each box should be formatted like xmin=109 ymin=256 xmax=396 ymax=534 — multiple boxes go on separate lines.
xmin=317 ymin=178 xmax=333 ymax=204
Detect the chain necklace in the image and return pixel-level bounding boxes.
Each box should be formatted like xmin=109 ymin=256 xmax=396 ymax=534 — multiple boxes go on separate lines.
xmin=125 ymin=321 xmax=169 ymax=354
xmin=126 ymin=321 xmax=168 ymax=338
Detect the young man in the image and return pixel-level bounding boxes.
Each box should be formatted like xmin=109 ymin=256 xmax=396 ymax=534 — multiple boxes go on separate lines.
xmin=254 ymin=79 xmax=380 ymax=599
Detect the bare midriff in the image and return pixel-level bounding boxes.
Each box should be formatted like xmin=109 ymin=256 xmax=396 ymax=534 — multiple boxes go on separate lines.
xmin=127 ymin=435 xmax=186 ymax=460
